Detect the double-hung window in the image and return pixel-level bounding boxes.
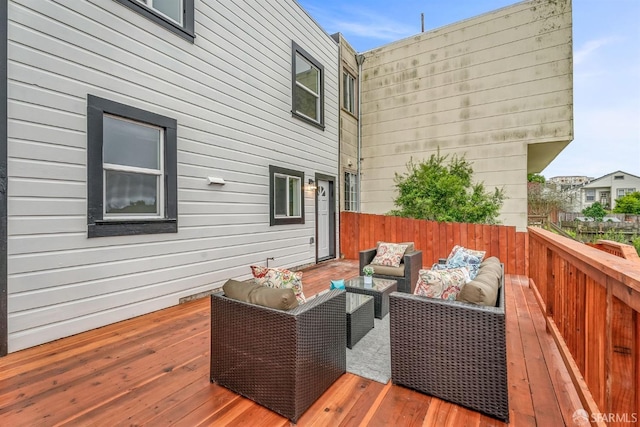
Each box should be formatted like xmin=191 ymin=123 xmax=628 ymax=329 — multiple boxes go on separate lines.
xmin=343 ymin=72 xmax=355 ymax=114
xmin=585 ymin=189 xmax=595 ymax=202
xmin=87 ymin=95 xmax=178 ymax=237
xmin=292 ymin=42 xmax=324 ymax=128
xmin=115 ymin=0 xmax=195 ymax=42
xmin=344 ymin=172 xmax=358 ymax=211
xmin=270 ymin=166 xmax=304 ymax=226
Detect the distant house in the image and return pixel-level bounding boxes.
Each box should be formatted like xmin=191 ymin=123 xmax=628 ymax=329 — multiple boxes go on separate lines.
xmin=580 ymin=171 xmax=640 ymax=211
xmin=334 ymin=0 xmax=574 ymax=231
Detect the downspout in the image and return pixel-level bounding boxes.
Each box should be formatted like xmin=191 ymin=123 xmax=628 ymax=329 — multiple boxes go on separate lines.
xmin=355 ymin=53 xmax=365 ymax=212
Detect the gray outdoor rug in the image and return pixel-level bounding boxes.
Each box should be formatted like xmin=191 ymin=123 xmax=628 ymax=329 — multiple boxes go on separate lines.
xmin=346 ymin=315 xmax=391 ymax=384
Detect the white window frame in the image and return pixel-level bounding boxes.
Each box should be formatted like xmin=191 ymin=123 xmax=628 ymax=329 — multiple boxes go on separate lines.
xmin=274 ymin=174 xmax=302 ymax=219
xmin=344 ymin=171 xmax=358 ymax=212
xmin=102 ymin=115 xmax=165 ymax=220
xmin=585 ymin=189 xmax=595 ymax=202
xmin=343 ymin=71 xmax=355 ymax=114
xmin=295 ymin=53 xmax=320 ymax=122
xmin=136 ymin=0 xmax=183 ymax=25
xmin=617 ymin=188 xmax=636 ymax=198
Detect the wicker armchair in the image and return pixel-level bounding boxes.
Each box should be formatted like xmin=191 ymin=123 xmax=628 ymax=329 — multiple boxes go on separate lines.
xmin=388 ymin=267 xmax=508 ymax=422
xmin=210 ymin=289 xmax=346 ymax=423
xmin=359 ymin=247 xmax=422 ymax=294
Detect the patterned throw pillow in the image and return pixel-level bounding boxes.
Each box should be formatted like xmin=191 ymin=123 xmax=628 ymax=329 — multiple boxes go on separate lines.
xmin=414 ymin=267 xmax=469 ymax=300
xmin=370 ymin=242 xmax=409 ymax=268
xmin=445 ymin=245 xmax=486 ymax=280
xmin=250 ymin=265 xmax=306 ymax=304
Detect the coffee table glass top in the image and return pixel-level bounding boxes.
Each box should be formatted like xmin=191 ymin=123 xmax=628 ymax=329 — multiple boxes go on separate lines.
xmin=346 ymin=293 xmax=374 ymax=314
xmin=344 ymin=276 xmax=397 ymax=292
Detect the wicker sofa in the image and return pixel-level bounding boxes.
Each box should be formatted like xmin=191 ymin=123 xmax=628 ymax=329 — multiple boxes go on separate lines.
xmin=210 ymin=289 xmax=346 ymax=423
xmin=389 ymin=264 xmax=508 ymax=422
xmin=359 ymin=244 xmax=423 ymax=294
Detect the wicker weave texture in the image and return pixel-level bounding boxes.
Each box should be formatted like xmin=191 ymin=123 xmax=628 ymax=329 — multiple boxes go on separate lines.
xmin=389 ymin=269 xmax=509 ymax=422
xmin=359 ymin=248 xmax=422 ymax=293
xmin=346 ymin=294 xmax=374 ymax=349
xmin=210 ymin=290 xmax=346 ymax=422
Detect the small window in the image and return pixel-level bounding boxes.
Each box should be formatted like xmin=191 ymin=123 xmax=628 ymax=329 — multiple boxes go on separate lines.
xmin=614 ymin=175 xmax=624 ymax=180
xmin=87 ymin=95 xmax=178 ymax=237
xmin=343 ymin=72 xmax=355 ymax=114
xmin=291 ymin=42 xmax=324 ymax=129
xmin=115 ymin=0 xmax=195 ymax=42
xmin=585 ymin=189 xmax=595 ymax=202
xmin=617 ymin=188 xmax=636 ymax=197
xmin=344 ymin=172 xmax=358 ymax=211
xmin=269 ymin=165 xmax=305 ymax=226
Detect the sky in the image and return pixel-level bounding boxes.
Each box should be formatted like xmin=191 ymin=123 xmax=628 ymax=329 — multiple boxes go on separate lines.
xmin=298 ymin=0 xmax=640 ymax=180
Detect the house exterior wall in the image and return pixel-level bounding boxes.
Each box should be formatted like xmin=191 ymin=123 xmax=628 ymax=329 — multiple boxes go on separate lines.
xmin=335 ymin=34 xmax=359 ymax=211
xmin=6 ymin=0 xmax=338 ymax=352
xmin=581 ymin=171 xmax=640 ymax=210
xmin=358 ymin=0 xmax=573 ymax=230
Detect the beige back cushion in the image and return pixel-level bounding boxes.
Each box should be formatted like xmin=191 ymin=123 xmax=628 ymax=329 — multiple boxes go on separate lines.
xmin=456 ymin=259 xmax=502 ymax=307
xmin=223 ymin=279 xmax=299 ymax=310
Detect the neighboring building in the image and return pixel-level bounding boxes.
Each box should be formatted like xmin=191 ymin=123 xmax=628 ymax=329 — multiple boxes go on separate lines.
xmin=336 ymin=0 xmax=573 ymax=231
xmin=580 ymin=171 xmax=640 ymax=211
xmin=548 ymin=176 xmax=593 ymax=190
xmin=1 ymin=0 xmax=339 ymax=354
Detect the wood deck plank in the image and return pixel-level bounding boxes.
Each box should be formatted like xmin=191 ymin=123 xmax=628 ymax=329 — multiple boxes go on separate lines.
xmin=0 ymin=260 xmax=584 ymax=426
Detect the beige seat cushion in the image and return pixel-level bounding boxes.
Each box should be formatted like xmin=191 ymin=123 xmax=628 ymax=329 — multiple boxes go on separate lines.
xmin=456 ymin=260 xmax=502 ymax=307
xmin=223 ymin=279 xmax=299 ymax=310
xmin=365 ymin=263 xmax=405 ymax=277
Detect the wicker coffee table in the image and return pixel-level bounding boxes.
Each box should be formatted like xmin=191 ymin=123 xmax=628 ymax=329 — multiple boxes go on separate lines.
xmin=344 ymin=276 xmax=398 ymax=319
xmin=346 ymin=293 xmax=374 ymax=349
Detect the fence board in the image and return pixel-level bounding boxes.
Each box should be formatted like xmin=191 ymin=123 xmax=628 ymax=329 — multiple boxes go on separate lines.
xmin=339 ymin=213 xmax=527 ymax=274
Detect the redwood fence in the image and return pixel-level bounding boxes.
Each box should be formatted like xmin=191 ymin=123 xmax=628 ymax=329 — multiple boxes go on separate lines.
xmin=339 ymin=212 xmax=528 ymax=276
xmin=529 ymin=227 xmax=640 ymax=424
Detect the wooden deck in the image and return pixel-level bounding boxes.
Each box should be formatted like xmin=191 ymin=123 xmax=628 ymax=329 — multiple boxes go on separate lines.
xmin=0 ymin=260 xmax=583 ymax=426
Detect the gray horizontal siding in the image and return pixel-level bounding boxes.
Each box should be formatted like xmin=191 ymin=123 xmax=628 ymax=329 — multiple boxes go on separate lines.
xmin=7 ymin=0 xmax=339 ymax=351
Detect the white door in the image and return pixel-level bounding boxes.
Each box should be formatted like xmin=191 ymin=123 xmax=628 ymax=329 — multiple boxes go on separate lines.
xmin=317 ymin=179 xmax=330 ymax=259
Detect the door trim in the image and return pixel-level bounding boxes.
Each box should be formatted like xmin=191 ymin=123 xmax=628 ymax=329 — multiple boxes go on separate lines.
xmin=314 ymin=173 xmax=335 ymax=262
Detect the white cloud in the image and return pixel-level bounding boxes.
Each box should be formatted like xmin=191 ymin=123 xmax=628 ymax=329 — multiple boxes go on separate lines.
xmin=302 ymin=3 xmax=415 ymax=43
xmin=574 ymin=37 xmax=617 ymax=65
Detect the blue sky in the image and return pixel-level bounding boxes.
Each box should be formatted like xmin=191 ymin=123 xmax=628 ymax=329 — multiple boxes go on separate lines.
xmin=299 ymin=0 xmax=640 ymax=180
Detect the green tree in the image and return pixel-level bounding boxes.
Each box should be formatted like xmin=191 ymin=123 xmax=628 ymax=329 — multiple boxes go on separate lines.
xmin=582 ymin=202 xmax=607 ymax=221
xmin=389 ymin=152 xmax=505 ymax=224
xmin=613 ymin=191 xmax=640 ymax=214
xmin=527 ymin=173 xmax=546 ymax=184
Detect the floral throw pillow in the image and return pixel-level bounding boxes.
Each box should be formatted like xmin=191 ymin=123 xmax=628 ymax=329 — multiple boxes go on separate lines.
xmin=370 ymin=243 xmax=409 ymax=268
xmin=445 ymin=245 xmax=486 ymax=280
xmin=250 ymin=265 xmax=306 ymax=304
xmin=414 ymin=267 xmax=469 ymax=300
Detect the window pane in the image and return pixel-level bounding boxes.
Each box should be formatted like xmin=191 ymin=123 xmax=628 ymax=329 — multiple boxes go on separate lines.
xmin=104 ymin=116 xmax=160 ymax=170
xmin=152 ymin=0 xmax=182 ymax=24
xmin=295 ymin=54 xmax=318 ymax=93
xmin=105 ymin=170 xmax=158 ymax=215
xmin=294 ymin=88 xmax=319 ymax=121
xmin=289 ymin=177 xmax=300 ymax=216
xmin=275 ymin=176 xmax=287 ymax=216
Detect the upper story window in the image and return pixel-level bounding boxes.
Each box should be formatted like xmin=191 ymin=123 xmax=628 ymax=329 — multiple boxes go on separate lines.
xmin=585 ymin=189 xmax=595 ymax=202
xmin=614 ymin=175 xmax=624 ymax=180
xmin=87 ymin=95 xmax=178 ymax=237
xmin=291 ymin=42 xmax=324 ymax=129
xmin=343 ymin=71 xmax=356 ymax=114
xmin=269 ymin=165 xmax=305 ymax=226
xmin=344 ymin=172 xmax=358 ymax=211
xmin=115 ymin=0 xmax=195 ymax=42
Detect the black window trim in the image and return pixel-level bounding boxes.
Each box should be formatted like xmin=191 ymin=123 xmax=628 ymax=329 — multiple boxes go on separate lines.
xmin=291 ymin=41 xmax=325 ymax=130
xmin=87 ymin=94 xmax=178 ymax=237
xmin=114 ymin=0 xmax=195 ymax=43
xmin=269 ymin=165 xmax=305 ymax=226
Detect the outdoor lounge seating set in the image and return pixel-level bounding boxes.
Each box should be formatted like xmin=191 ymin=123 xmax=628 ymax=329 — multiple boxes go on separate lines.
xmin=210 ymin=244 xmax=508 ymax=423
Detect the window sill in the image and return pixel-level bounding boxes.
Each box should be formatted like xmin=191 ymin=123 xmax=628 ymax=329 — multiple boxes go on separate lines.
xmin=89 ymin=219 xmax=177 ymax=237
xmin=291 ymin=111 xmax=325 ymax=131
